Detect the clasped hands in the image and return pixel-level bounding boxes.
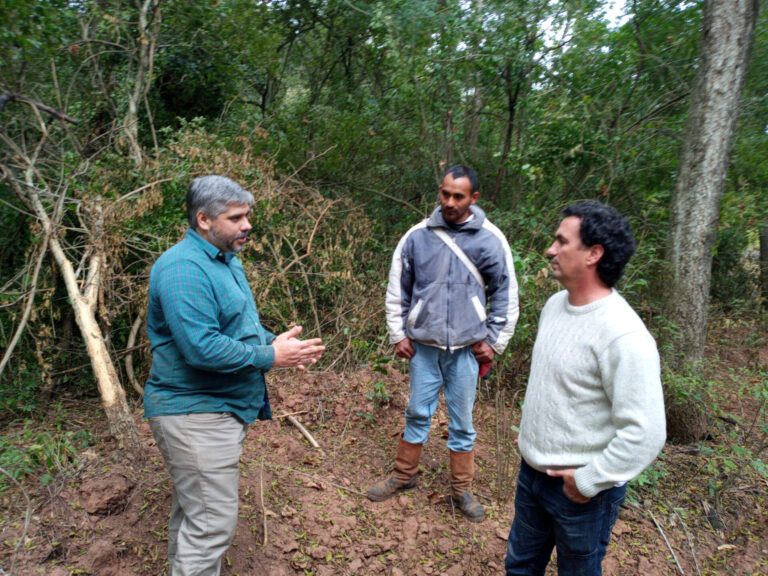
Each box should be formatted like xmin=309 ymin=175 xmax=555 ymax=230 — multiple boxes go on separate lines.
xmin=272 ymin=325 xmax=325 ymax=370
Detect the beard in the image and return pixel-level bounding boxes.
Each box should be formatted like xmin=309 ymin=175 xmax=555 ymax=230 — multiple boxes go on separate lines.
xmin=441 ymin=206 xmax=470 ymax=224
xmin=209 ymin=227 xmax=249 ymax=253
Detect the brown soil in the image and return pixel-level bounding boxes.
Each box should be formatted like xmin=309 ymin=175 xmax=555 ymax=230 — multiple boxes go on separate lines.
xmin=2 ymin=349 xmax=767 ymax=576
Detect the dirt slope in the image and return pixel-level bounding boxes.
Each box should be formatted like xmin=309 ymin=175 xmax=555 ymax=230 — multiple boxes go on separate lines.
xmin=2 ymin=363 xmax=766 ymax=575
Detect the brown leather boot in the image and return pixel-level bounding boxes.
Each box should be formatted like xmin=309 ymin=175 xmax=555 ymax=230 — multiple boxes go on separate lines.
xmin=446 ymin=449 xmax=485 ymax=522
xmin=367 ymin=437 xmax=422 ymax=501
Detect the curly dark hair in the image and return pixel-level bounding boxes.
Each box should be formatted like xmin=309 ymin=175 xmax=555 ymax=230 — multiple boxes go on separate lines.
xmin=562 ymin=201 xmax=636 ymax=288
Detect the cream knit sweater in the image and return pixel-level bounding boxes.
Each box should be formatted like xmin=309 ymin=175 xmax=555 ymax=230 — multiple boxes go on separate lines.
xmin=518 ymin=289 xmax=666 ymax=498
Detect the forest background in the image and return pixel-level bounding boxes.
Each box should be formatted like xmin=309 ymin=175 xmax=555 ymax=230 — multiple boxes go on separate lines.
xmin=0 ymin=0 xmax=767 ymax=574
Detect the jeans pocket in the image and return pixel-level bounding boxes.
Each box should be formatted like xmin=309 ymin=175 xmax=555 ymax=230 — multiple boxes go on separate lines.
xmin=603 ymin=485 xmax=627 ymax=536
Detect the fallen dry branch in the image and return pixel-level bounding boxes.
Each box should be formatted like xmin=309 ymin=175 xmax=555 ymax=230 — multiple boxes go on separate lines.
xmin=125 ymin=311 xmax=145 ymax=396
xmin=260 ymin=459 xmax=268 ymax=547
xmin=281 ymin=412 xmax=321 ymax=450
xmin=675 ymin=508 xmax=702 ymax=576
xmin=276 ymin=410 xmax=309 ymax=419
xmin=263 ymin=460 xmax=367 ymax=498
xmin=0 ymin=92 xmax=80 ymax=124
xmin=650 ymin=510 xmax=684 ymax=575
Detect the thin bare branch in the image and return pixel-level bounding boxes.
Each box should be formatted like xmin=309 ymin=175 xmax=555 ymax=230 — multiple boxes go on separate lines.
xmin=0 ymin=195 xmax=37 ymax=220
xmin=274 ymin=145 xmax=337 ymax=195
xmin=283 ymin=236 xmax=321 ymax=336
xmin=0 ymin=235 xmax=50 ymax=379
xmin=263 ymin=460 xmax=366 ymax=498
xmin=275 ymin=410 xmax=309 ymax=419
xmin=0 ymin=92 xmax=79 ymax=124
xmin=125 ymin=311 xmax=146 ymax=396
xmin=650 ymin=511 xmax=684 ymax=575
xmin=260 ymin=459 xmax=268 ymax=547
xmin=674 ymin=509 xmax=702 ymax=576
xmin=106 ymin=177 xmax=176 ymax=213
xmin=259 ymin=198 xmax=337 ymax=302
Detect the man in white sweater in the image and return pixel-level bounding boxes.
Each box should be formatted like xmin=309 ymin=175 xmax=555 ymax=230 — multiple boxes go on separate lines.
xmin=505 ymin=201 xmax=666 ymax=576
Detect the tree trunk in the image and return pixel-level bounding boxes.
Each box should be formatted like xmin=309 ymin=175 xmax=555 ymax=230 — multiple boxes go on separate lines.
xmin=1 ymin=77 xmax=142 ymax=457
xmin=464 ymin=86 xmax=482 ymax=156
xmin=70 ymin=276 xmax=141 ymax=453
xmin=123 ymin=0 xmax=162 ymax=166
xmin=442 ymin=108 xmax=454 ymax=169
xmin=760 ymin=219 xmax=768 ymax=307
xmin=665 ymin=0 xmax=759 ymax=369
xmin=21 ymin=180 xmax=142 ymax=456
xmin=490 ymin=22 xmax=540 ymax=205
xmin=491 ymin=62 xmax=524 ymax=205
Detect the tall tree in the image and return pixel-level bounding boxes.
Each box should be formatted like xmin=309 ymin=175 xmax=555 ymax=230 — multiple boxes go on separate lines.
xmin=665 ymin=0 xmax=759 ymax=368
xmin=761 ymin=220 xmax=768 ymax=306
xmin=122 ymin=0 xmax=162 ymax=164
xmin=76 ymin=0 xmax=162 ymax=164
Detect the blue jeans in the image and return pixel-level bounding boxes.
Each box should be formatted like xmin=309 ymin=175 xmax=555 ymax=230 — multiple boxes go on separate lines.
xmin=403 ymin=341 xmax=479 ymax=452
xmin=505 ymin=459 xmax=626 ymax=576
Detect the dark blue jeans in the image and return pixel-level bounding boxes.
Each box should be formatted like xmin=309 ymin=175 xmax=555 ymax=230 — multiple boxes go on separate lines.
xmin=505 ymin=459 xmax=626 ymax=576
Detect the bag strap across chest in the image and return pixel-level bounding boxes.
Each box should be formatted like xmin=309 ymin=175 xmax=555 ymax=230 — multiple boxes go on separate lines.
xmin=430 ymin=227 xmax=485 ymax=290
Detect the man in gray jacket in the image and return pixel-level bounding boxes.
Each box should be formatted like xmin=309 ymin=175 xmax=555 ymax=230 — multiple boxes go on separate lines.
xmin=367 ymin=165 xmax=519 ymax=522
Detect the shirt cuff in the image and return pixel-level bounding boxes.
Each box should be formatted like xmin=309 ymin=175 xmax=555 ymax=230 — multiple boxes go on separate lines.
xmin=252 ymin=344 xmax=275 ymax=371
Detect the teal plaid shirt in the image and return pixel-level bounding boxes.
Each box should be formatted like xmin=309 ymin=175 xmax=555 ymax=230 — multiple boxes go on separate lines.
xmin=143 ymin=228 xmax=275 ymax=422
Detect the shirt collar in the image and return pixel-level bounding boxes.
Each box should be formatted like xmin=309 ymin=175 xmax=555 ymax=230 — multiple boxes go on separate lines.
xmin=186 ymin=228 xmax=236 ymax=264
xmin=450 ymin=213 xmax=475 ymax=229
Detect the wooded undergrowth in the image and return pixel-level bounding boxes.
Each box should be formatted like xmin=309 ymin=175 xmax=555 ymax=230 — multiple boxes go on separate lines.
xmin=0 ymin=0 xmax=767 ymax=498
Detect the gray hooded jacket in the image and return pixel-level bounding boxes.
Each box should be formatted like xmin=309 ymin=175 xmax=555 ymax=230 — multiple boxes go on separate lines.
xmin=386 ymin=205 xmax=519 ymax=353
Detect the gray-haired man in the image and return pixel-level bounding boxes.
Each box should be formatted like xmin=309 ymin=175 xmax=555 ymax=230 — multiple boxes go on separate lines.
xmin=144 ymin=175 xmax=324 ymax=575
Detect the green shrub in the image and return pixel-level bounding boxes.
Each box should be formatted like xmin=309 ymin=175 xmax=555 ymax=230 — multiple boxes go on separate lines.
xmin=0 ymin=418 xmax=94 ymax=492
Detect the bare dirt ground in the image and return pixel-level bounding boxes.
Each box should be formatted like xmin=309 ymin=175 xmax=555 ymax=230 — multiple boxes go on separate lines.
xmin=2 ymin=334 xmax=767 ymax=576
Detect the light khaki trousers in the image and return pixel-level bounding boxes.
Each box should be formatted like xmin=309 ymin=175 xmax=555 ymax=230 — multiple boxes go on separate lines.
xmin=150 ymin=413 xmax=247 ymax=576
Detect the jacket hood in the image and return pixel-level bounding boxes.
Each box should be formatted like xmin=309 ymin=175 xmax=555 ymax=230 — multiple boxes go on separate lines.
xmin=427 ymin=205 xmax=486 ymax=230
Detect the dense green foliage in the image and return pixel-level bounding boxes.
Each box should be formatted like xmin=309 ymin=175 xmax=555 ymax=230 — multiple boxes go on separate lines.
xmin=0 ymin=0 xmax=766 ymax=426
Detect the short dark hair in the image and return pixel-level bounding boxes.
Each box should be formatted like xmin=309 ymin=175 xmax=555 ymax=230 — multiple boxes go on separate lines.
xmin=444 ymin=165 xmax=479 ymax=194
xmin=186 ymin=175 xmax=254 ymax=229
xmin=562 ymin=201 xmax=636 ymax=288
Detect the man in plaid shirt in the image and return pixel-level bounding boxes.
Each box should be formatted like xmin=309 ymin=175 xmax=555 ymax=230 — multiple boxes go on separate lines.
xmin=144 ymin=175 xmax=324 ymax=576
